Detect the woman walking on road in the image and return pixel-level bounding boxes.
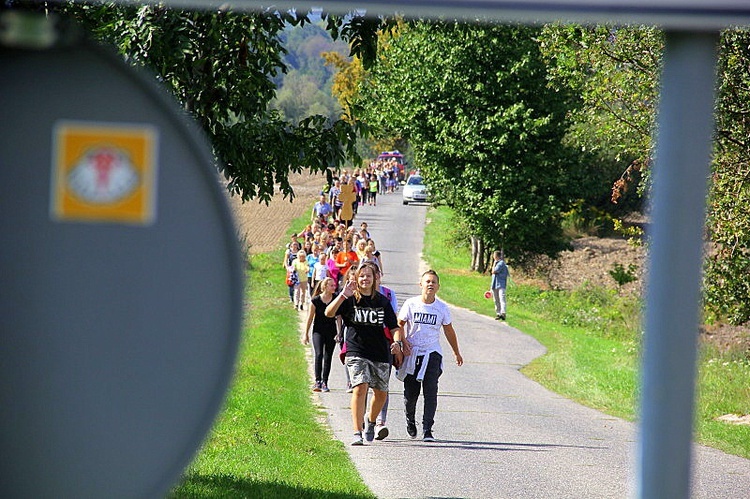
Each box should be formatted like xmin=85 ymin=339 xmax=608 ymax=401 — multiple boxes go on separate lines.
xmin=325 ymin=263 xmax=403 ymax=446
xmin=301 ymin=277 xmax=340 ymax=392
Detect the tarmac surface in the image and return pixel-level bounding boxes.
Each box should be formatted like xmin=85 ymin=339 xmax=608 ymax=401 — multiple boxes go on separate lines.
xmin=302 ymin=191 xmax=750 ymax=498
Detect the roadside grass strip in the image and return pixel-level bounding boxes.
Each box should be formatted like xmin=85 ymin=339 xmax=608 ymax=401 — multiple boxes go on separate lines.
xmin=423 ymin=205 xmax=750 ymax=460
xmin=170 ymin=241 xmax=373 ymax=497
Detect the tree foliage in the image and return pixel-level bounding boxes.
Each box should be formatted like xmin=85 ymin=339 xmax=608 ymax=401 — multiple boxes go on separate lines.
xmin=540 ymin=25 xmax=750 ymax=325
xmin=355 ymin=20 xmax=584 ymax=262
xmin=272 ymin=20 xmax=347 ymax=124
xmin=705 ymin=29 xmax=750 ymax=325
xmin=42 ymin=2 xmax=381 ymax=203
xmin=539 ymin=24 xmax=661 ymax=203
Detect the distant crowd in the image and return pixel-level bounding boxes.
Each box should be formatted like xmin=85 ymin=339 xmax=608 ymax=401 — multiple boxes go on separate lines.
xmin=318 ymin=162 xmax=404 ymax=220
xmin=283 ymin=218 xmax=383 ymax=312
xmin=285 ymin=166 xmax=400 ymax=310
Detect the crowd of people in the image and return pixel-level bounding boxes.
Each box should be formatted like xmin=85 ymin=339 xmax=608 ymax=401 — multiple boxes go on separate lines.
xmin=294 ymin=172 xmax=464 ymax=446
xmin=315 ymin=163 xmax=403 ymax=221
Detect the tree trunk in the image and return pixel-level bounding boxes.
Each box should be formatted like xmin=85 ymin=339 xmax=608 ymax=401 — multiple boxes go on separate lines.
xmin=484 ymin=245 xmax=493 ymax=273
xmin=470 ymin=236 xmax=485 ymax=272
xmin=478 ymin=240 xmax=487 ymax=272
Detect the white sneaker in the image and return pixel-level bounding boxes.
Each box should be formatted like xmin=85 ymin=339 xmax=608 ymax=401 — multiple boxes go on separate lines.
xmin=351 ymin=432 xmax=364 ymax=446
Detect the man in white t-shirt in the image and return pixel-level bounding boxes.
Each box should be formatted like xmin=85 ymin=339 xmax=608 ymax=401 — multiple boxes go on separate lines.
xmin=395 ymin=270 xmax=463 ymax=442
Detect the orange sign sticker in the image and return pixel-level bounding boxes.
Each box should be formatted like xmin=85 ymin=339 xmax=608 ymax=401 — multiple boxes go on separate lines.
xmin=51 ymin=121 xmax=158 ymax=225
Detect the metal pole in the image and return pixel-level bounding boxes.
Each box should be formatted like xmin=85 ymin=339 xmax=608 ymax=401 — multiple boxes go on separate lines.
xmin=636 ymin=32 xmax=718 ymax=498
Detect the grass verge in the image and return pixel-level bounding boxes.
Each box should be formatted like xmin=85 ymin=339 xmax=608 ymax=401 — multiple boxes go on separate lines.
xmin=423 ymin=205 xmax=750 ymax=459
xmin=169 ymin=221 xmax=373 ymax=498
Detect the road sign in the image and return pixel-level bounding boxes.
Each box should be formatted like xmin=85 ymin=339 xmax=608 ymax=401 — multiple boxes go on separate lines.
xmin=0 ymin=34 xmax=243 ymax=498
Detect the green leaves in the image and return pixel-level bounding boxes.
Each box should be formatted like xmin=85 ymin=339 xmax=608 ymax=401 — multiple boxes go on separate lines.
xmin=49 ymin=3 xmax=380 ymax=202
xmin=356 ymin=21 xmax=579 ymax=262
xmin=539 ymin=24 xmax=750 ymax=325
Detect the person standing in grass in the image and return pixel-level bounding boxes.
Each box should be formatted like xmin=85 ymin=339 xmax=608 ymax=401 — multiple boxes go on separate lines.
xmin=284 ymin=241 xmax=301 ymax=304
xmin=396 ymin=269 xmax=463 ymax=442
xmin=325 ymin=262 xmax=403 ymax=446
xmin=491 ymin=250 xmax=509 ymax=320
xmin=301 ymin=277 xmax=339 ymax=393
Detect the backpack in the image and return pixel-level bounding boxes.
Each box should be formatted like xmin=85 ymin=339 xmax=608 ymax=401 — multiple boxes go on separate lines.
xmin=286 ymin=268 xmax=299 ymax=286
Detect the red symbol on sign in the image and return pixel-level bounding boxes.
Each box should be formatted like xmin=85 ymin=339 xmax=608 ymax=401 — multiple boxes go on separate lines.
xmin=67 ymin=146 xmax=140 ymax=204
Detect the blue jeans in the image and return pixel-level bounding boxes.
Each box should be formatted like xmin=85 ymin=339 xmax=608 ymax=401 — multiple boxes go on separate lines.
xmin=403 ymin=351 xmax=443 ymax=432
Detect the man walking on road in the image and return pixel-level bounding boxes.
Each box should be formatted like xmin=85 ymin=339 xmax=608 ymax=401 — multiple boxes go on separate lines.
xmin=395 ymin=270 xmax=463 ymax=442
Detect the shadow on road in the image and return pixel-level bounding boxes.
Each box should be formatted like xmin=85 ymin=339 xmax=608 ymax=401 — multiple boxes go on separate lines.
xmin=376 ymin=439 xmax=607 ymax=452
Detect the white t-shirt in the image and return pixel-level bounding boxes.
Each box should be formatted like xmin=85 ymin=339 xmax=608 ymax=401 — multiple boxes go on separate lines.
xmin=398 ymin=296 xmax=452 ymax=355
xmin=314 ymin=261 xmax=328 ymax=281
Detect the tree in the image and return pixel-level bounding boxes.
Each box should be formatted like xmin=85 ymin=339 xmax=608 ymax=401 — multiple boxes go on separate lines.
xmin=40 ymin=2 xmax=382 ymax=203
xmin=539 ymin=24 xmax=661 ymax=203
xmin=705 ymin=29 xmax=750 ymax=325
xmin=355 ymin=20 xmax=583 ymax=264
xmin=272 ymin=70 xmax=342 ymax=124
xmin=539 ymin=24 xmax=750 ymax=325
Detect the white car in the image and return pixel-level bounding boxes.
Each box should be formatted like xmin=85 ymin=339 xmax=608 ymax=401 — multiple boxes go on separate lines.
xmin=402 ymin=174 xmax=429 ymax=205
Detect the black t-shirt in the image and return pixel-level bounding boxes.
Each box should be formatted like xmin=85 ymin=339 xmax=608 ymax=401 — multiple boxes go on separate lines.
xmin=311 ymin=295 xmax=338 ymax=336
xmin=338 ymin=292 xmax=398 ymax=363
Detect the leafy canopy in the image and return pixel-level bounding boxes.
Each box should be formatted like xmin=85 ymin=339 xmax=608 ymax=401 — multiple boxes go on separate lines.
xmin=356 ymin=20 xmax=584 ymax=261
xmin=49 ymin=2 xmax=382 ymax=203
xmin=540 ymin=25 xmax=750 ymax=325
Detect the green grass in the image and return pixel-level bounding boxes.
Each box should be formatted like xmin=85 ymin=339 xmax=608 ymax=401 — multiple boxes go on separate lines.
xmin=423 ymin=205 xmax=750 ymax=458
xmin=696 ymin=351 xmax=750 ymax=457
xmin=169 ymin=239 xmax=373 ymax=497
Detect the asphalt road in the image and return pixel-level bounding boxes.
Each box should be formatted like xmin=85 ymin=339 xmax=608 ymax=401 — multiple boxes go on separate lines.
xmin=307 ymin=190 xmax=750 ymax=498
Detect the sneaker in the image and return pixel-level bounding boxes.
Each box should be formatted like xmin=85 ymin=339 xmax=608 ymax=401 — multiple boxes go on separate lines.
xmin=495 ymin=315 xmax=501 ymax=320
xmin=365 ymin=420 xmax=376 ymax=442
xmin=312 ymin=381 xmax=322 ymax=392
xmin=406 ymin=420 xmax=417 ymax=439
xmin=499 ymin=314 xmax=506 ymax=320
xmin=321 ymin=382 xmax=330 ymax=392
xmin=351 ymin=432 xmax=363 ymax=446
xmin=375 ymin=424 xmax=389 ymax=441
xmin=423 ymin=430 xmax=435 ymax=442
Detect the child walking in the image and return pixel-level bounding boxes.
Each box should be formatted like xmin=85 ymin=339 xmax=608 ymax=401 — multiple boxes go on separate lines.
xmin=301 ymin=277 xmax=339 ymax=392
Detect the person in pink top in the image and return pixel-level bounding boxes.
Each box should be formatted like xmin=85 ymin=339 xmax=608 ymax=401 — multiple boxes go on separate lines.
xmin=327 ymin=248 xmax=341 ymax=288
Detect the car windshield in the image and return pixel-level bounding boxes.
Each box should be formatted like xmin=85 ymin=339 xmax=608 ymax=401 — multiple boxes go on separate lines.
xmin=407 ymin=176 xmax=423 ymax=185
